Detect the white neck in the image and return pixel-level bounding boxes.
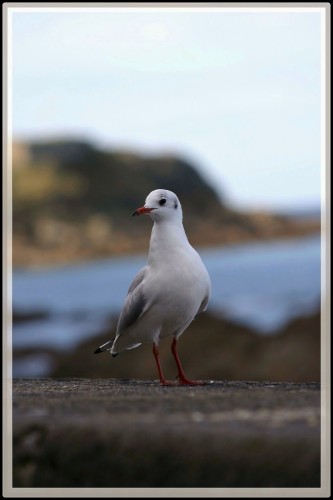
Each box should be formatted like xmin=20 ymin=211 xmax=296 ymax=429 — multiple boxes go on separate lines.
xmin=148 ymin=219 xmax=191 ymax=267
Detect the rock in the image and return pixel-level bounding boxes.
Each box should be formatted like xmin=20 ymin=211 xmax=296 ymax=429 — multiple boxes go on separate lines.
xmin=47 ymin=310 xmax=321 ymax=383
xmin=13 ymin=309 xmax=49 ymax=324
xmin=11 ymin=378 xmax=320 ymax=488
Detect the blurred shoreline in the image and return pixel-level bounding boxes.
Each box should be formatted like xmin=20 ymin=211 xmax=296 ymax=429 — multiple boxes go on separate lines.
xmin=12 ymin=217 xmax=320 ymax=269
xmin=11 ymin=139 xmax=322 ymax=384
xmin=12 ymin=138 xmax=321 ymax=269
xmin=13 ymin=306 xmax=320 ymax=383
xmin=12 ymin=233 xmax=321 ymax=381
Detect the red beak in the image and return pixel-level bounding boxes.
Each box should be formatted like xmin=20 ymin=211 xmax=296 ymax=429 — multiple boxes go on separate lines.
xmin=132 ymin=206 xmax=155 ymax=217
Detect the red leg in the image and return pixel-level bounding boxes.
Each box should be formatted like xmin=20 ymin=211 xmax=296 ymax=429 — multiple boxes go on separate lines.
xmin=171 ymin=337 xmax=205 ymax=386
xmin=153 ymin=343 xmax=176 ymax=386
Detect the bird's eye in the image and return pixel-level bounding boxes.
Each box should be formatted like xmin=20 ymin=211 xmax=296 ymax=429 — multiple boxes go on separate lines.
xmin=159 ymin=199 xmax=167 ymax=206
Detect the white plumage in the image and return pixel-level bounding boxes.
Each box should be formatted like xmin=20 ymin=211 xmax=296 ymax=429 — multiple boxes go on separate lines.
xmin=95 ymin=189 xmax=211 ymax=385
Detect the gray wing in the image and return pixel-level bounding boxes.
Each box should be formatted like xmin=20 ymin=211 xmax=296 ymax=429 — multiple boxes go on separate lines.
xmin=94 ymin=267 xmax=148 ymax=354
xmin=117 ymin=266 xmax=148 ymax=334
xmin=195 ymin=293 xmax=210 ymax=318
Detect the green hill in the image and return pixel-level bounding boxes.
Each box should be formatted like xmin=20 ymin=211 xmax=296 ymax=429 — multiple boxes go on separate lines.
xmin=14 ymin=139 xmax=224 ymax=224
xmin=12 ymin=138 xmax=320 ymax=267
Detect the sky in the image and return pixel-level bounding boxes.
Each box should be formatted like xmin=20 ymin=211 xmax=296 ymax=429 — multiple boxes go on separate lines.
xmin=9 ymin=6 xmax=324 ymax=211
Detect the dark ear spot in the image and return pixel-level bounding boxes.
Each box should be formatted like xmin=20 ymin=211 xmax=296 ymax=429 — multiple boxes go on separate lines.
xmin=174 ymin=202 xmax=178 ymax=209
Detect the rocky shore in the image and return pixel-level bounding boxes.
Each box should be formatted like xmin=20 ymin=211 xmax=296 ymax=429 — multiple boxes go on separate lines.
xmin=12 ymin=216 xmax=320 ymax=269
xmin=41 ymin=309 xmax=320 ymax=383
xmin=11 ymin=138 xmax=320 ymax=268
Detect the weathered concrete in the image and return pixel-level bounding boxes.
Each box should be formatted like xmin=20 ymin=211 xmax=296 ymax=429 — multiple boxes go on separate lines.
xmin=12 ymin=378 xmax=320 ymax=488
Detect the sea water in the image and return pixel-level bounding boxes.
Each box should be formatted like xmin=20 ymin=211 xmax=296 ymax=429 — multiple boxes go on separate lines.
xmin=12 ymin=235 xmax=321 ymax=355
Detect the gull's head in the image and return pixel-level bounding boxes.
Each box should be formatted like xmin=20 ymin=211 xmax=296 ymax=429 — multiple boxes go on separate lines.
xmin=132 ymin=189 xmax=182 ymax=223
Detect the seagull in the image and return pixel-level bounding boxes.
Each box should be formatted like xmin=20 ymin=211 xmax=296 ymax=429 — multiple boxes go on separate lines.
xmin=94 ymin=189 xmax=211 ymax=386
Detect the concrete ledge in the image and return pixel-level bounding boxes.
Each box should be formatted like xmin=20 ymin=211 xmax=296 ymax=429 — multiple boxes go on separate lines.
xmin=12 ymin=378 xmax=320 ymax=488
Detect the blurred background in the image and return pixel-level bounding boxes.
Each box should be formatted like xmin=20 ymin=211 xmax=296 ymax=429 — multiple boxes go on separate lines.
xmin=10 ymin=7 xmax=323 ymax=382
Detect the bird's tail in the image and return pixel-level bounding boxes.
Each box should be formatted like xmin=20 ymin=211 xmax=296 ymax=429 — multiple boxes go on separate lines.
xmin=94 ymin=340 xmax=114 ymax=354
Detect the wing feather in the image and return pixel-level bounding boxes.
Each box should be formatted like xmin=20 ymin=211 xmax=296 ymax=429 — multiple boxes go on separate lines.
xmin=195 ymin=293 xmax=210 ymax=318
xmin=117 ymin=266 xmax=148 ymax=333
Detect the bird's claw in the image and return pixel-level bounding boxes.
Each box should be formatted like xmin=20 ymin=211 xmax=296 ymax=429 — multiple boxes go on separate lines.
xmin=176 ymin=375 xmax=206 ymax=386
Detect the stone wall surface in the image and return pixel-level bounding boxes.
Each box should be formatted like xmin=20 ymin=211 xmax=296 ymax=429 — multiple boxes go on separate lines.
xmin=11 ymin=378 xmax=321 ymax=489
